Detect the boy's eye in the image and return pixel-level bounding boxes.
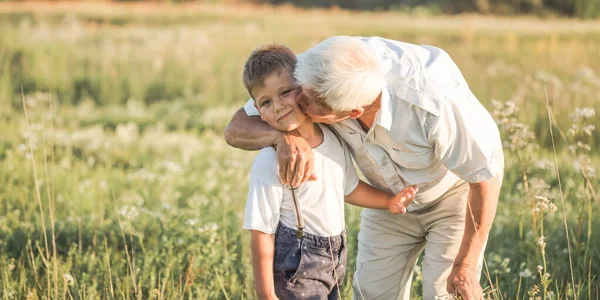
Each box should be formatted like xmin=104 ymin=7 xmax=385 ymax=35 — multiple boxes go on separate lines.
xmin=281 ymin=90 xmax=291 ymax=97
xmin=261 ymin=99 xmax=271 ymax=107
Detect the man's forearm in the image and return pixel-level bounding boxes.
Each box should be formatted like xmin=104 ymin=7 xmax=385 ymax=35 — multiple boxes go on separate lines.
xmin=224 ymin=108 xmax=284 ymax=150
xmin=454 ymin=174 xmax=501 ymax=268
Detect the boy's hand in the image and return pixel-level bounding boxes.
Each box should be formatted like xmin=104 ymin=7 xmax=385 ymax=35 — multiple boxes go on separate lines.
xmin=387 ymin=185 xmax=418 ymax=214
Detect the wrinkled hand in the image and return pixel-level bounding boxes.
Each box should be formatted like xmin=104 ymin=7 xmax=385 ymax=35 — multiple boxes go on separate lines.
xmin=276 ymin=131 xmax=316 ymax=188
xmin=447 ymin=266 xmax=484 ymax=300
xmin=387 ymin=185 xmax=418 ymax=214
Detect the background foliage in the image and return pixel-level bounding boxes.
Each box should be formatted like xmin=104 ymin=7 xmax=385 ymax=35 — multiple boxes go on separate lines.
xmin=0 ymin=2 xmax=599 ymax=299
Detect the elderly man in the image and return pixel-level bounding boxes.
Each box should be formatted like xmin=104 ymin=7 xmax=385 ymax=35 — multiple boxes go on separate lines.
xmin=225 ymin=36 xmax=503 ymax=300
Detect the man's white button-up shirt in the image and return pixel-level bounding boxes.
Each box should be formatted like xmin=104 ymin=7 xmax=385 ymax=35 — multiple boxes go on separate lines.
xmin=243 ymin=36 xmax=504 ymax=211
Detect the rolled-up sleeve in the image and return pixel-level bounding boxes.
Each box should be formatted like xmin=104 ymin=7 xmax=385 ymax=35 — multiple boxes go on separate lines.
xmin=427 ymin=88 xmax=503 ymax=183
xmin=243 ymin=99 xmax=260 ymax=116
xmin=242 ymin=177 xmax=283 ymax=234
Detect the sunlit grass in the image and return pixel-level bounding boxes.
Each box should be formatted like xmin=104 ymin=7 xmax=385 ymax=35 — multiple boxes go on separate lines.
xmin=0 ymin=3 xmax=599 ymax=299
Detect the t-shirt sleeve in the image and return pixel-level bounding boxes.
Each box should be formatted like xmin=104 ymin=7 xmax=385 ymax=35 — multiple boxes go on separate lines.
xmin=243 ymin=99 xmax=260 ymax=116
xmin=427 ymin=88 xmax=504 ymax=183
xmin=242 ymin=176 xmax=283 ymax=234
xmin=342 ymin=142 xmax=360 ymax=196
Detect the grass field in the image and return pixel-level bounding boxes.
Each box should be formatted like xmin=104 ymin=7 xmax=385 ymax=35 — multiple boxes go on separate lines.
xmin=0 ymin=2 xmax=599 ymax=299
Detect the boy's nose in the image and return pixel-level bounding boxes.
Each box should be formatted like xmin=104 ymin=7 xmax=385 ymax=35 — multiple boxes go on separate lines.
xmin=274 ymin=98 xmax=286 ymax=112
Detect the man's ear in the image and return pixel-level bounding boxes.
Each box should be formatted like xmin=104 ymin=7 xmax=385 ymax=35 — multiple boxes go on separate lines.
xmin=349 ymin=107 xmax=365 ymax=119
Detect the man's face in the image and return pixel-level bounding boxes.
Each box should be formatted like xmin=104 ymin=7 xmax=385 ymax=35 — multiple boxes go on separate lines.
xmin=252 ymin=72 xmax=306 ymax=132
xmin=295 ymin=88 xmax=351 ymax=124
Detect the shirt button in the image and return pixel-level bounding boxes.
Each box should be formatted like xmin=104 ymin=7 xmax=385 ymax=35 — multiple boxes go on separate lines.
xmin=303 ymin=272 xmax=307 ymax=276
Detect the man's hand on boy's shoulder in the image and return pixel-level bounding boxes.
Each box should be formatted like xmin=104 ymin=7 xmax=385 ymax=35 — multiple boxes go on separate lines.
xmin=276 ymin=131 xmax=317 ymax=188
xmin=388 ymin=185 xmax=418 ymax=214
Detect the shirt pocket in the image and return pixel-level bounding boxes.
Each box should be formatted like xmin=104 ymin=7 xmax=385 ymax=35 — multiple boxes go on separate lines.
xmin=388 ymin=147 xmax=434 ymax=170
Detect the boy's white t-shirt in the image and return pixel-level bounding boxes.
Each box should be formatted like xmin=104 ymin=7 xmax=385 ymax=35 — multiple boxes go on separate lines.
xmin=242 ymin=124 xmax=359 ymax=237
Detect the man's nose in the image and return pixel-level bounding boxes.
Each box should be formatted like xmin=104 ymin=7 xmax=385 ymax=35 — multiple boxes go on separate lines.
xmin=296 ymin=93 xmax=308 ymax=107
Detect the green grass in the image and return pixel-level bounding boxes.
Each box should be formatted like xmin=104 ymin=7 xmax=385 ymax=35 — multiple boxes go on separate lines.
xmin=0 ymin=2 xmax=599 ymax=299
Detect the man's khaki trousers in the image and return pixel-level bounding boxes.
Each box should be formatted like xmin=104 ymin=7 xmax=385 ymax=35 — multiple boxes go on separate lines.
xmin=352 ymin=180 xmax=486 ymax=300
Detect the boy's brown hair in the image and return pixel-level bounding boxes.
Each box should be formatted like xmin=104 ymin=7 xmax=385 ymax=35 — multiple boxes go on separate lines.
xmin=242 ymin=44 xmax=297 ymax=97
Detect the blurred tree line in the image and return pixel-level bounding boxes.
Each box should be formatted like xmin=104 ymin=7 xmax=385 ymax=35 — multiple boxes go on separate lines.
xmin=252 ymin=0 xmax=600 ymax=17
xmin=248 ymin=0 xmax=599 ymax=18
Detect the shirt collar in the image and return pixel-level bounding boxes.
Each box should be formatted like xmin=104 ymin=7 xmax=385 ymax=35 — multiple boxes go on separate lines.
xmin=374 ymin=82 xmax=393 ymax=131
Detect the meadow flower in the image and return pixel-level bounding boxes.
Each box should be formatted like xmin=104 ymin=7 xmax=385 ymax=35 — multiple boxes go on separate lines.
xmin=63 ymin=273 xmax=75 ymax=286
xmin=119 ymin=206 xmax=140 ymax=221
xmin=7 ymin=258 xmax=16 ymax=271
xmin=163 ymin=160 xmax=184 ymax=174
xmin=533 ymin=196 xmax=557 ymax=214
xmin=519 ymin=268 xmax=533 ymax=278
xmin=198 ymin=222 xmax=219 ymax=233
xmin=537 ymin=236 xmax=546 ymax=248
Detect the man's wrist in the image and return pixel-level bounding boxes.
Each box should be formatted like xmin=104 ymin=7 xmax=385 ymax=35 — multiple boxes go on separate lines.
xmin=274 ymin=130 xmax=302 ymax=146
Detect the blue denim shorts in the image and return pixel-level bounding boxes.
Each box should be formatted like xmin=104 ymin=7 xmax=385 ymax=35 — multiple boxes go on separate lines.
xmin=273 ymin=222 xmax=347 ymax=300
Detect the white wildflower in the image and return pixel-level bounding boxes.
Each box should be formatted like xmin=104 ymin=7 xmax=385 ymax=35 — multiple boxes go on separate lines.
xmin=7 ymin=258 xmax=16 ymax=271
xmin=119 ymin=206 xmax=140 ymax=221
xmin=162 ymin=160 xmax=184 ymax=174
xmin=537 ymin=235 xmax=546 ymax=248
xmin=198 ymin=222 xmax=219 ymax=233
xmin=519 ymin=268 xmax=532 ymax=278
xmin=63 ymin=273 xmax=75 ymax=286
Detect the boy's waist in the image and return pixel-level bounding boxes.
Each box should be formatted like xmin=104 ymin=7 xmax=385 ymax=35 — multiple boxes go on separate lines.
xmin=276 ymin=222 xmax=345 ymax=250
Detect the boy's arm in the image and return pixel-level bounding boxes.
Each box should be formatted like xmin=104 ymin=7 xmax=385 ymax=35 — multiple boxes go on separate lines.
xmin=224 ymin=108 xmax=316 ymax=187
xmin=250 ymin=230 xmax=278 ymax=300
xmin=345 ymin=181 xmax=418 ymax=214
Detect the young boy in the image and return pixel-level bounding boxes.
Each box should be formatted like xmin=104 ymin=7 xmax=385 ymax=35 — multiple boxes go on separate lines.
xmin=241 ymin=44 xmax=418 ymax=300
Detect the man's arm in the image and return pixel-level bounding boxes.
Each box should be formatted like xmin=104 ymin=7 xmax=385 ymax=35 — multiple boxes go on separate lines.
xmin=224 ymin=108 xmax=284 ymax=151
xmin=250 ymin=230 xmax=278 ymax=300
xmin=224 ymin=108 xmax=316 ymax=187
xmin=345 ymin=181 xmax=417 ymax=214
xmin=447 ymin=174 xmax=501 ymax=300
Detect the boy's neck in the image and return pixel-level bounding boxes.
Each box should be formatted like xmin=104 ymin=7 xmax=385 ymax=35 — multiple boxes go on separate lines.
xmin=295 ymin=121 xmax=323 ymax=148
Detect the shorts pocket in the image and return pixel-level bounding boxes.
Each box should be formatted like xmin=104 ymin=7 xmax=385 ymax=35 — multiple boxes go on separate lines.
xmin=289 ymin=243 xmax=340 ymax=289
xmin=273 ymin=239 xmax=303 ymax=282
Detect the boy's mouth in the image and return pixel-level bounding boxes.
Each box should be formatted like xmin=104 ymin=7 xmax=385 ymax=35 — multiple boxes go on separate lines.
xmin=277 ymin=110 xmax=293 ymax=121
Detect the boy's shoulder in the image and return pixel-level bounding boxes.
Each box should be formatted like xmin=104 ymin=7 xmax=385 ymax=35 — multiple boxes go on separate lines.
xmin=315 ymin=124 xmax=347 ymax=158
xmin=249 ymin=147 xmax=281 ymax=187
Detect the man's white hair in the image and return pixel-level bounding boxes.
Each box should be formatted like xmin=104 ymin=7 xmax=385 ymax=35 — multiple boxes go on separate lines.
xmin=295 ymin=36 xmax=384 ymax=112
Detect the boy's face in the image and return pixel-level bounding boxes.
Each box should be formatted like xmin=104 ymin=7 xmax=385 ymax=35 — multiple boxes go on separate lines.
xmin=252 ymin=72 xmax=306 ymax=132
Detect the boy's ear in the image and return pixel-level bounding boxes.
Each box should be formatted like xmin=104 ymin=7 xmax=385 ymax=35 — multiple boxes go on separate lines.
xmin=349 ymin=108 xmax=365 ymax=119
